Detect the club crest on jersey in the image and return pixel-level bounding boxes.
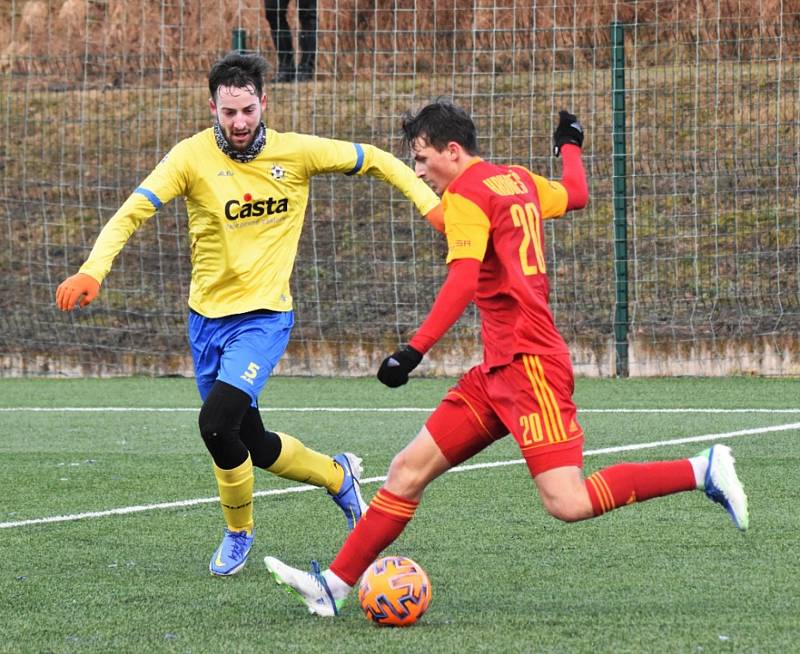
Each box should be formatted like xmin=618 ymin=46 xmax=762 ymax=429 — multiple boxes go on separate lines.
xmin=225 ymin=192 xmax=289 ymax=220
xmin=271 ymin=164 xmax=285 ymax=180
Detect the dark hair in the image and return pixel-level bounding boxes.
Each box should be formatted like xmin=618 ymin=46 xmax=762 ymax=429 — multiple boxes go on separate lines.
xmin=208 ymin=52 xmax=268 ymax=100
xmin=401 ymin=100 xmax=478 ymax=155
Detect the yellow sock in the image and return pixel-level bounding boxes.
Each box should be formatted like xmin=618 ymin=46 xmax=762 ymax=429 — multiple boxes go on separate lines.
xmin=266 ymin=432 xmax=344 ymax=494
xmin=213 ymin=455 xmax=254 ymax=534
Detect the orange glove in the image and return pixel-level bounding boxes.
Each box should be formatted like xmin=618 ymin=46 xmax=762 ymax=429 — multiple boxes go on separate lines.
xmin=424 ymin=204 xmax=445 ymax=233
xmin=56 ymin=272 xmax=101 ymax=311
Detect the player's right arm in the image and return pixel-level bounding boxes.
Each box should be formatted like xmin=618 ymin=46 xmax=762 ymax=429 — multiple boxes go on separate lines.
xmin=407 ymin=192 xmax=490 ymax=353
xmin=377 ymin=193 xmax=489 ymax=387
xmin=376 ymin=257 xmax=480 ymax=387
xmin=56 ymin=144 xmax=190 ymax=311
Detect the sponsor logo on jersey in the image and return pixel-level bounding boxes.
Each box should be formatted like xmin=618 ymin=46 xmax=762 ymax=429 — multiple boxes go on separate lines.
xmin=225 ymin=192 xmax=289 ymax=220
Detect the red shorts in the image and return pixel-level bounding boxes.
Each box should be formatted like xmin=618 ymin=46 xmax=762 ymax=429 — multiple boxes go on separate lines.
xmin=425 ymin=353 xmax=584 ymax=477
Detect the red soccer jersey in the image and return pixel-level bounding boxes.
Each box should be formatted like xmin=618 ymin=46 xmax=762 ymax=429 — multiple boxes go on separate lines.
xmin=442 ymin=158 xmax=571 ymax=369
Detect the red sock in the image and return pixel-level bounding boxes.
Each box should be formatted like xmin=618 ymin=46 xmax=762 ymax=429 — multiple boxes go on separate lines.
xmin=585 ymin=460 xmax=695 ymax=516
xmin=329 ymin=487 xmax=418 ymax=586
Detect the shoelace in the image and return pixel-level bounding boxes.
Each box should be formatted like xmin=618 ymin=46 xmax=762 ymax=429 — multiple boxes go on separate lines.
xmin=310 ymin=560 xmax=338 ymax=615
xmin=227 ymin=531 xmax=250 ymax=558
xmin=310 ymin=560 xmax=325 ymax=584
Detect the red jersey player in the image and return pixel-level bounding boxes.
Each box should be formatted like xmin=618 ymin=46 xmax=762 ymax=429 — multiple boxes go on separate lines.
xmin=264 ymin=102 xmax=749 ymax=617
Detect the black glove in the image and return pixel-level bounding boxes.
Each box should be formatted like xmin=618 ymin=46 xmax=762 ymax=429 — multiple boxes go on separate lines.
xmin=377 ymin=346 xmax=423 ymax=388
xmin=553 ymin=110 xmax=584 ymax=156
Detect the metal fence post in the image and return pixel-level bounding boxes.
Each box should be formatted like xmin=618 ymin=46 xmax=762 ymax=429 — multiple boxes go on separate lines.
xmin=232 ymin=28 xmax=247 ymax=53
xmin=611 ymin=21 xmax=630 ymax=377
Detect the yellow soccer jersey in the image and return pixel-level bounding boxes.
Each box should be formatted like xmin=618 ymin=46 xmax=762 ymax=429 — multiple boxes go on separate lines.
xmin=80 ymin=127 xmax=439 ymax=317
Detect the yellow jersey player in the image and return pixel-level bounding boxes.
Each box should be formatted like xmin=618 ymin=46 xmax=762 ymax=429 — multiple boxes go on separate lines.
xmin=55 ymin=53 xmax=442 ymax=576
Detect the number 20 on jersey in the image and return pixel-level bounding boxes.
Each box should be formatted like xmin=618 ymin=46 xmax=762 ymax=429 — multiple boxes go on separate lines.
xmin=510 ymin=202 xmax=546 ymax=276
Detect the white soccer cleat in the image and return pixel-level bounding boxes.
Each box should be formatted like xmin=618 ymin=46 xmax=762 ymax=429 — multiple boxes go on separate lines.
xmin=264 ymin=556 xmax=340 ymax=617
xmin=701 ymin=444 xmax=749 ymax=531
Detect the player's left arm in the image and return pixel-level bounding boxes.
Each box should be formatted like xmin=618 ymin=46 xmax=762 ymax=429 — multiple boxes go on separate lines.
xmin=551 ymin=110 xmax=588 ymax=212
xmin=557 ymin=144 xmax=588 ymax=211
xmin=301 ymin=135 xmax=443 ymax=231
xmin=353 ymin=143 xmax=440 ymax=216
xmin=521 ymin=110 xmax=588 ymax=220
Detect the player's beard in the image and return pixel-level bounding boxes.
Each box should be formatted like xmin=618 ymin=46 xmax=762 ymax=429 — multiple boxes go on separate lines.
xmin=224 ymin=124 xmax=256 ymax=151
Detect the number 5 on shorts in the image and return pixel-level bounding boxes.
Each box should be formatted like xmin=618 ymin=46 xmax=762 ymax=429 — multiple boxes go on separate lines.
xmin=240 ymin=361 xmax=260 ymax=385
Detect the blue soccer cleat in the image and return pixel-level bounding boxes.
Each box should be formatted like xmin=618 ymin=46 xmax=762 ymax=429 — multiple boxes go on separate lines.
xmin=700 ymin=444 xmax=749 ymax=531
xmin=209 ymin=528 xmax=254 ymax=576
xmin=264 ymin=556 xmax=341 ymax=617
xmin=329 ymin=453 xmax=367 ymax=530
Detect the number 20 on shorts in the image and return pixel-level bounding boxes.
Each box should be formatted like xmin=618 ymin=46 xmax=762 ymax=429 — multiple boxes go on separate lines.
xmin=519 ymin=411 xmax=545 ymax=445
xmin=510 ymin=202 xmax=546 ymax=275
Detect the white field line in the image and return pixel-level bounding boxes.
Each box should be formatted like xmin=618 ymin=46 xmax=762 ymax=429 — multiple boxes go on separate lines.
xmin=1 ymin=407 xmax=799 ymax=413
xmin=2 ymin=421 xmax=798 ymax=530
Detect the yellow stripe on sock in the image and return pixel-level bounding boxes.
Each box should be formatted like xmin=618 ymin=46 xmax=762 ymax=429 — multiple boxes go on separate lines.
xmin=586 ymin=475 xmax=607 ymax=513
xmin=595 ymin=473 xmax=616 ymax=510
xmin=587 ymin=472 xmax=616 ymax=514
xmin=370 ymin=491 xmax=417 ymax=519
xmin=370 ymin=498 xmax=416 ymax=518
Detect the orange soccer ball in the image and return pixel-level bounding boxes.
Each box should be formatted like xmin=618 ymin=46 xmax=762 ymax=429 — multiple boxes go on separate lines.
xmin=358 ymin=555 xmax=432 ymax=627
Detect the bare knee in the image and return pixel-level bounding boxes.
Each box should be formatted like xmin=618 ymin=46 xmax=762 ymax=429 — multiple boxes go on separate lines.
xmin=382 ymin=427 xmax=451 ymax=502
xmin=540 ymin=494 xmax=591 ymax=522
xmin=534 ymin=466 xmax=593 ymax=522
xmin=538 ymin=483 xmax=594 ymax=522
xmin=384 ymin=450 xmax=434 ymax=500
